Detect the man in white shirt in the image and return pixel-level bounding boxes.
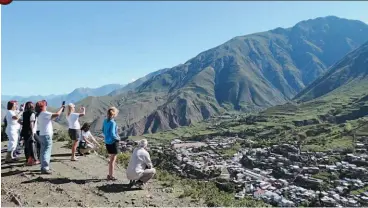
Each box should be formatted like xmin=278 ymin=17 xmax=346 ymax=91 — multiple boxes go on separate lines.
xmin=126 ymin=139 xmax=156 ymax=188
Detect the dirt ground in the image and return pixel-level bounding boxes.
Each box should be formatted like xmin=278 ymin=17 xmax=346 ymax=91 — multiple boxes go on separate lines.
xmin=1 ymin=141 xmax=202 ymax=207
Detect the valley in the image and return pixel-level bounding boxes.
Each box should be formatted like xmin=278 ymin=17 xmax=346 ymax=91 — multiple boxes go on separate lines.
xmin=2 ymin=15 xmax=368 ymax=207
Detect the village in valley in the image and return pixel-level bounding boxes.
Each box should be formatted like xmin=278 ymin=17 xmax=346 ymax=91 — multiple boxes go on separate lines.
xmin=117 ymin=110 xmax=368 ymax=207
xmin=145 ymin=135 xmax=368 ymax=207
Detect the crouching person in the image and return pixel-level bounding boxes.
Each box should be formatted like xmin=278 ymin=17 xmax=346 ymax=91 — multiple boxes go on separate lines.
xmin=126 ymin=139 xmax=156 ymax=189
xmin=78 ymin=122 xmax=101 ymax=155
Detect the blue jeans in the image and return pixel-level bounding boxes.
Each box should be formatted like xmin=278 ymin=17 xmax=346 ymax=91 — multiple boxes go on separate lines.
xmin=39 ymin=135 xmax=53 ymax=171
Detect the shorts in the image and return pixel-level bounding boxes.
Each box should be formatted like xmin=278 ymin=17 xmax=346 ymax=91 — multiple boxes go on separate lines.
xmin=68 ymin=129 xmax=81 ymax=141
xmin=105 ymin=141 xmax=120 ymax=155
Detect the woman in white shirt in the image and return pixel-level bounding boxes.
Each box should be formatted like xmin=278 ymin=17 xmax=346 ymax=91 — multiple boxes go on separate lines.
xmin=66 ymin=103 xmax=85 ymax=161
xmin=78 ymin=122 xmax=100 ymax=155
xmin=127 ymin=139 xmax=156 ymax=189
xmin=35 ymin=100 xmax=64 ymax=174
xmin=5 ymin=100 xmax=22 ymax=162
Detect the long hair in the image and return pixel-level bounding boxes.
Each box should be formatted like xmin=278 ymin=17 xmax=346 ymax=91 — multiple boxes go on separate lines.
xmin=66 ymin=103 xmax=75 ymax=117
xmin=24 ymin=101 xmax=35 ymax=112
xmin=7 ymin=100 xmax=17 ymax=110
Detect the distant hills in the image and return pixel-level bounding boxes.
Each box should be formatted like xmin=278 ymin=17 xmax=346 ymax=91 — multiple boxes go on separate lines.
xmin=2 ymin=84 xmax=125 ymax=108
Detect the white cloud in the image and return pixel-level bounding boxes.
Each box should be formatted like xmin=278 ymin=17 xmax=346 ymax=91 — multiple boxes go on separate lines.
xmin=131 ymin=78 xmax=137 ymax=82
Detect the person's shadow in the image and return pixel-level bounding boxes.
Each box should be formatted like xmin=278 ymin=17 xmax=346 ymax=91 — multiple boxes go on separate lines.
xmin=22 ymin=177 xmax=103 ymax=185
xmin=97 ymin=183 xmax=141 ymax=193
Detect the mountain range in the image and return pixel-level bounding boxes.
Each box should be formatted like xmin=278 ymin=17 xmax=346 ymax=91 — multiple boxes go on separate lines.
xmin=2 ymin=84 xmax=125 ymax=107
xmin=70 ymin=16 xmax=368 ymax=136
xmin=1 ymin=84 xmax=125 ymax=118
xmin=3 ymin=16 xmax=368 ymax=136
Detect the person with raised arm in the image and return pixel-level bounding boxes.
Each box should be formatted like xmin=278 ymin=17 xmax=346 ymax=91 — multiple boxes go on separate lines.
xmin=66 ymin=103 xmax=85 ymax=161
xmin=35 ymin=100 xmax=65 ymax=174
xmin=102 ymin=107 xmax=120 ymax=181
xmin=5 ymin=100 xmax=22 ymax=162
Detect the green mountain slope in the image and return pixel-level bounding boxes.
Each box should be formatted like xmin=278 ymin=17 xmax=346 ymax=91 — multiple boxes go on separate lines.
xmin=295 ymin=41 xmax=368 ymax=102
xmin=79 ymin=16 xmax=368 ymax=135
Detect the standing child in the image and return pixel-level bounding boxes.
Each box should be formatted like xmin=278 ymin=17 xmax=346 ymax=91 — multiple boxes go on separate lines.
xmin=102 ymin=107 xmax=120 ymax=181
xmin=78 ymin=122 xmax=101 ymax=155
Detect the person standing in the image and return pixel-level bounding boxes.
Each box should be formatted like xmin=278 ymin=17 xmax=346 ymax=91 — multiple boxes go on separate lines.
xmin=102 ymin=107 xmax=120 ymax=180
xmin=35 ymin=100 xmax=64 ymax=174
xmin=127 ymin=139 xmax=156 ymax=189
xmin=66 ymin=103 xmax=85 ymax=161
xmin=5 ymin=100 xmax=22 ymax=162
xmin=19 ymin=102 xmax=40 ymax=166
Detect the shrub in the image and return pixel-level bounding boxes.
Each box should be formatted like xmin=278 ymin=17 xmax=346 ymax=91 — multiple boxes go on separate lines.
xmin=54 ymin=129 xmax=70 ymax=142
xmin=156 ymin=170 xmax=268 ymax=207
xmin=117 ymin=152 xmax=131 ymax=168
xmin=344 ymin=123 xmax=352 ymax=133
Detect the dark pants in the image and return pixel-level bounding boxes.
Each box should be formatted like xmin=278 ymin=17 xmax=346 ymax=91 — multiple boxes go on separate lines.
xmin=23 ymin=133 xmax=39 ymax=161
xmin=35 ymin=131 xmax=41 ymax=159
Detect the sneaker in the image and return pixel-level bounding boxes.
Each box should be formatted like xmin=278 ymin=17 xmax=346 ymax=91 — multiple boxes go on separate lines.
xmin=33 ymin=160 xmax=40 ymax=165
xmin=128 ymin=180 xmax=136 ymax=188
xmin=41 ymin=169 xmax=52 ymax=175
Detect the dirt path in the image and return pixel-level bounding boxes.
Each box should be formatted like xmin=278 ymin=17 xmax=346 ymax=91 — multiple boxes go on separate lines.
xmin=1 ymin=141 xmax=201 ymax=207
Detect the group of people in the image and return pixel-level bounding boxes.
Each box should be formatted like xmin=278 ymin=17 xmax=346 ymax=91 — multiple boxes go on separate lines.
xmin=4 ymin=100 xmax=156 ymax=188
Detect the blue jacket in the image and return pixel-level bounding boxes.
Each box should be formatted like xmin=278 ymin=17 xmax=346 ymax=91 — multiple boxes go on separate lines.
xmin=102 ymin=119 xmax=119 ymax=144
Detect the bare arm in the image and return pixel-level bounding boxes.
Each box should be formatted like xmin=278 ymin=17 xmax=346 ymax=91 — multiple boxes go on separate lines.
xmin=90 ymin=135 xmax=101 ymax=146
xmin=79 ymin=107 xmax=86 ymax=117
xmin=51 ymin=106 xmax=65 ymax=119
xmin=84 ymin=136 xmax=93 ymax=144
xmin=12 ymin=111 xmax=22 ymax=120
xmin=30 ymin=121 xmax=35 ymax=133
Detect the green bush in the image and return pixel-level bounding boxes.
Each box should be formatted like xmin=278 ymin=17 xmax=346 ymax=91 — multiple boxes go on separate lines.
xmin=156 ymin=170 xmax=268 ymax=207
xmin=344 ymin=123 xmax=352 ymax=133
xmin=117 ymin=152 xmax=131 ymax=168
xmin=54 ymin=130 xmax=70 ymax=142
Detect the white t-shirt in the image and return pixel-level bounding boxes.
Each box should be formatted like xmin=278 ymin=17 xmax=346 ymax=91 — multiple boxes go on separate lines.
xmin=126 ymin=147 xmax=153 ymax=180
xmin=80 ymin=130 xmax=92 ymax=142
xmin=36 ymin=118 xmax=40 ymax=132
xmin=67 ymin=113 xmax=80 ymax=129
xmin=38 ymin=111 xmax=53 ymax=136
xmin=5 ymin=110 xmax=21 ymax=133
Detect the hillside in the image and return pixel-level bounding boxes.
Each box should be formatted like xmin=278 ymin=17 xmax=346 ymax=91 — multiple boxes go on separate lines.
xmin=295 ymin=41 xmax=368 ymax=102
xmin=68 ymin=16 xmax=368 ymax=135
xmin=109 ymin=69 xmax=170 ymax=96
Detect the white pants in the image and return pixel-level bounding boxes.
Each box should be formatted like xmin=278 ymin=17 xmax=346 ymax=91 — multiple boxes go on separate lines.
xmin=6 ymin=130 xmax=19 ymax=152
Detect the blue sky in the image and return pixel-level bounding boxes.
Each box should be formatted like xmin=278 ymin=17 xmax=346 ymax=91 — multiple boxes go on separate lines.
xmin=2 ymin=1 xmax=368 ymax=96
